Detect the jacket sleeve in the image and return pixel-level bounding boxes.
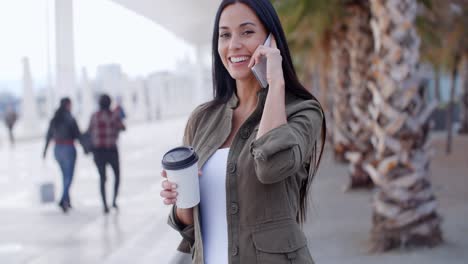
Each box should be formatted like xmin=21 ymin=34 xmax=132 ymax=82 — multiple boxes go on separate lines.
xmin=71 ymin=118 xmax=81 ymax=140
xmin=249 ymin=100 xmax=323 ymax=184
xmin=70 ymin=118 xmax=86 ymax=152
xmin=43 ymin=119 xmax=54 ymax=158
xmin=168 ymin=205 xmax=195 ymax=253
xmin=168 ymin=104 xmax=207 ymax=252
xmin=182 ymin=103 xmax=207 ymax=146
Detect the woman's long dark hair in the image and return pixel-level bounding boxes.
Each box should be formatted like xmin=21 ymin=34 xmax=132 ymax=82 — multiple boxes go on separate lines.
xmin=210 ymin=0 xmax=327 ymax=223
xmin=51 ymin=97 xmax=71 ymax=126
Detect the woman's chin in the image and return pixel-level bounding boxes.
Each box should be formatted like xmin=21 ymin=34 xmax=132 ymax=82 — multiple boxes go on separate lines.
xmin=229 ymin=72 xmax=255 ymax=82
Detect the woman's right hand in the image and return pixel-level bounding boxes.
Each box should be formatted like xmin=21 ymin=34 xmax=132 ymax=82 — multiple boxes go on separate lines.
xmin=160 ymin=170 xmax=178 ymax=205
xmin=160 ymin=169 xmax=201 ymax=226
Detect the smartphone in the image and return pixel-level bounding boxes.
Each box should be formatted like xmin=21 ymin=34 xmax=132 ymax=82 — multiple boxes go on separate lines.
xmin=251 ymin=33 xmax=272 ymax=89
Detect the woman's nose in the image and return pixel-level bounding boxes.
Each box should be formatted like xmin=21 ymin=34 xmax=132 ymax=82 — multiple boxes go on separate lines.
xmin=228 ymin=36 xmax=242 ymax=50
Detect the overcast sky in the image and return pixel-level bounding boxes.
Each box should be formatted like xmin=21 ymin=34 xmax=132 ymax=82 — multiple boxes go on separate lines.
xmin=0 ymin=0 xmax=194 ymax=93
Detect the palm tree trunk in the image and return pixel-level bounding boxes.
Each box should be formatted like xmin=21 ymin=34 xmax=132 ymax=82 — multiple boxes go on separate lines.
xmin=446 ymin=53 xmax=461 ymax=153
xmin=330 ymin=2 xmax=375 ymax=188
xmin=318 ymin=52 xmax=335 ymax=147
xmin=343 ymin=2 xmax=375 ymax=189
xmin=365 ymin=0 xmax=443 ymax=251
xmin=459 ymin=55 xmax=468 ymax=134
xmin=434 ymin=65 xmax=441 ymax=102
xmin=330 ymin=19 xmax=351 ymax=163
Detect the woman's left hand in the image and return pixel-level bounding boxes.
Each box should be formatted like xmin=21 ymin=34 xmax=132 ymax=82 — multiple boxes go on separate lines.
xmin=248 ymin=35 xmax=284 ymax=88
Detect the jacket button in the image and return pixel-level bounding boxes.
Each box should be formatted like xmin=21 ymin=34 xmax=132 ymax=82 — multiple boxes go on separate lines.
xmin=228 ymin=162 xmax=237 ymax=173
xmin=240 ymin=127 xmax=251 ymax=139
xmin=287 ymin=252 xmax=297 ymax=260
xmin=230 ymin=202 xmax=238 ymax=214
xmin=232 ymin=246 xmax=238 ymax=256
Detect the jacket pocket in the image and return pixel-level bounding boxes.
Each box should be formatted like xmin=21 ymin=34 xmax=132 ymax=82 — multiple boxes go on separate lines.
xmin=252 ymin=220 xmax=314 ymax=264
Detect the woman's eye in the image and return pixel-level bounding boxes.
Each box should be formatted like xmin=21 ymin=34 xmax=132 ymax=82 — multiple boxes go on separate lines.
xmin=219 ymin=33 xmax=231 ymax=38
xmin=242 ymin=30 xmax=254 ymax=35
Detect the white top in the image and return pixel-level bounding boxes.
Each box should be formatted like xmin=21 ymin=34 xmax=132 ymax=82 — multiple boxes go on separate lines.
xmin=200 ymin=148 xmax=230 ymax=264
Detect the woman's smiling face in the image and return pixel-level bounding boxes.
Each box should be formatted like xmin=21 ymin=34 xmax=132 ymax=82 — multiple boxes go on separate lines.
xmin=217 ymin=3 xmax=268 ymax=81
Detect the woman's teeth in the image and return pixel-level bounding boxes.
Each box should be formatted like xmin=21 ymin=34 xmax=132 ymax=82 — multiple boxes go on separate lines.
xmin=230 ymin=56 xmax=249 ymax=63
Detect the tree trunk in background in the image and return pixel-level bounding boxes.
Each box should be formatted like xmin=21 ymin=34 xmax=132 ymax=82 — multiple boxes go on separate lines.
xmin=317 ymin=59 xmax=336 ymax=147
xmin=330 ymin=2 xmax=375 ymax=188
xmin=459 ymin=56 xmax=468 ymax=134
xmin=365 ymin=0 xmax=443 ymax=251
xmin=446 ymin=53 xmax=460 ymax=153
xmin=434 ymin=66 xmax=441 ymax=102
xmin=330 ymin=19 xmax=351 ymax=163
xmin=343 ymin=2 xmax=375 ymax=189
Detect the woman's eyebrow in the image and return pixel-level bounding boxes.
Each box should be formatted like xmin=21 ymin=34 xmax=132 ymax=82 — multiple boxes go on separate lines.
xmin=219 ymin=22 xmax=257 ymax=30
xmin=239 ymin=22 xmax=256 ymax=27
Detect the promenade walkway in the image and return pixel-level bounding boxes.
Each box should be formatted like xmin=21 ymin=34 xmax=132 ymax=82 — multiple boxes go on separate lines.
xmin=0 ymin=119 xmax=466 ymax=263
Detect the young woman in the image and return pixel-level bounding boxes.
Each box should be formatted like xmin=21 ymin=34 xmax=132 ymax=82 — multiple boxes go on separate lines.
xmin=88 ymin=94 xmax=126 ymax=214
xmin=160 ymin=0 xmax=326 ymax=263
xmin=44 ymin=97 xmax=84 ymax=213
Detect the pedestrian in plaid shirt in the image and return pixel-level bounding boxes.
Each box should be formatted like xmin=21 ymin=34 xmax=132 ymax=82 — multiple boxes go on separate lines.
xmin=88 ymin=94 xmax=125 ymax=214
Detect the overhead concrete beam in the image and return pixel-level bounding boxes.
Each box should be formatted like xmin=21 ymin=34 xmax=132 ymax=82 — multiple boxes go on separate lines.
xmin=110 ymin=0 xmax=219 ymax=46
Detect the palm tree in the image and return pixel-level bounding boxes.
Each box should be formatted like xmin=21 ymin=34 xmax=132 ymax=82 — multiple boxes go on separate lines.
xmin=441 ymin=2 xmax=468 ymax=138
xmin=418 ymin=1 xmax=468 ymax=138
xmin=274 ymin=0 xmax=341 ymax=140
xmin=460 ymin=55 xmax=468 ymax=133
xmin=334 ymin=2 xmax=375 ymax=188
xmin=328 ymin=11 xmax=352 ymax=163
xmin=275 ymin=0 xmax=376 ymax=187
xmin=430 ymin=1 xmax=467 ymax=152
xmin=416 ymin=3 xmax=445 ymax=103
xmin=363 ymin=0 xmax=442 ymax=251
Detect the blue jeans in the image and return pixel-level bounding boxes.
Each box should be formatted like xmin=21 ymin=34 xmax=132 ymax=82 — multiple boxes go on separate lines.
xmin=54 ymin=144 xmax=77 ymax=206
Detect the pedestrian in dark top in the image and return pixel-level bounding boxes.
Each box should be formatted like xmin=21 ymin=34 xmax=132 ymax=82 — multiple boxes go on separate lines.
xmin=88 ymin=94 xmax=125 ymax=214
xmin=43 ymin=97 xmax=86 ymax=213
xmin=4 ymin=104 xmax=18 ymax=146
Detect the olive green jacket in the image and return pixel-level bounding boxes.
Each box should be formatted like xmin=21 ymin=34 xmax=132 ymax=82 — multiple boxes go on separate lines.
xmin=168 ymin=88 xmax=323 ymax=264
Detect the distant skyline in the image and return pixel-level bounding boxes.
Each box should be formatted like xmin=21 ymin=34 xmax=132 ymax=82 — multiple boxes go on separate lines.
xmin=0 ymin=0 xmax=195 ymax=95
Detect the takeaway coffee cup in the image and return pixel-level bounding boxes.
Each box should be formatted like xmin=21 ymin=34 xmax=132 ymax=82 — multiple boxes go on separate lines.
xmin=162 ymin=146 xmax=200 ymax=209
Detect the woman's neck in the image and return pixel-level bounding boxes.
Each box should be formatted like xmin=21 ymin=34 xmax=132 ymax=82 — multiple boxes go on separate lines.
xmin=235 ymin=77 xmax=261 ymax=111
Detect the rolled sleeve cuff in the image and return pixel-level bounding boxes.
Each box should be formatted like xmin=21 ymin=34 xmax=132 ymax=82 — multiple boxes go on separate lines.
xmin=249 ymin=124 xmax=303 ymax=184
xmin=167 ymin=205 xmax=195 ymax=253
xmin=250 ymin=124 xmax=298 ymax=161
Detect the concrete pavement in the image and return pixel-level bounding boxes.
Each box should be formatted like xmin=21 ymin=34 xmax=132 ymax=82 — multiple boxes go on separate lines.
xmin=306 ymin=133 xmax=468 ymax=264
xmin=0 ymin=118 xmax=187 ymax=264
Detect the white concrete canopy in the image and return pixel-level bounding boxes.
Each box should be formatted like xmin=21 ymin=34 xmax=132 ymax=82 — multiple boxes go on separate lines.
xmin=51 ymin=0 xmax=219 ymax=121
xmin=111 ymin=0 xmax=219 ymax=46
